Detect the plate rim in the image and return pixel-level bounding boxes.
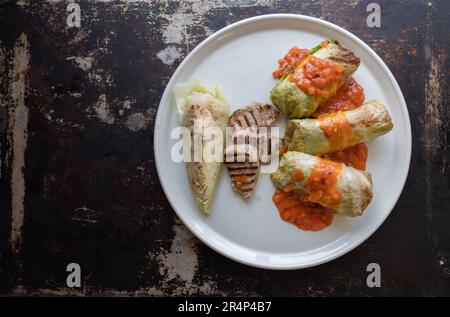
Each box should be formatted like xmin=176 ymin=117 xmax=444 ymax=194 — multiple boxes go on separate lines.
xmin=154 ymin=14 xmax=412 ymax=270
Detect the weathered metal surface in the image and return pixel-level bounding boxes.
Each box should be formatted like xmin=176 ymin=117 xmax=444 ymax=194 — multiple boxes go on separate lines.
xmin=0 ymin=0 xmax=448 ymax=296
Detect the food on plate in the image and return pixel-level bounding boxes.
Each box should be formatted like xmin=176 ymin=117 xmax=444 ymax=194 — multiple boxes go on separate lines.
xmin=172 ymin=38 xmax=392 ymax=232
xmin=311 ymin=77 xmax=365 ymax=117
xmin=271 ymin=77 xmax=369 ymax=231
xmin=228 ymin=103 xmax=279 ymax=129
xmin=271 ymin=151 xmax=373 ymax=217
xmin=174 ymin=80 xmax=229 ymax=214
xmin=174 ymin=80 xmax=229 ymax=124
xmin=270 ymin=40 xmax=361 ymax=118
xmin=224 ymin=103 xmax=279 ymax=199
xmin=285 ymin=100 xmax=393 ymax=155
xmin=322 ymin=143 xmax=368 ymax=171
xmin=310 ymin=77 xmax=369 ymax=170
xmin=272 ymin=46 xmax=311 ymax=79
xmin=224 ymin=145 xmax=259 ymax=199
xmin=273 ymin=189 xmax=335 ymax=231
xmin=278 ymin=77 xmax=369 ymax=171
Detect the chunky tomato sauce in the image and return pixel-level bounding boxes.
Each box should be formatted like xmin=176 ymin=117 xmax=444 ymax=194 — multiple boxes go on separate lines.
xmin=290 ymin=55 xmax=345 ymax=99
xmin=312 ymin=77 xmax=365 ymax=118
xmin=322 ymin=143 xmax=368 ymax=170
xmin=273 ymin=189 xmax=334 ymax=231
xmin=304 ymin=158 xmax=342 ymax=209
xmin=318 ymin=111 xmax=354 ymax=153
xmin=234 ymin=175 xmax=249 ymax=190
xmin=273 ymin=47 xmax=310 ymax=79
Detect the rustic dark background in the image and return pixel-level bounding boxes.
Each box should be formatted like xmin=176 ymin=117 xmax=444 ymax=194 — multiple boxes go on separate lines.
xmin=0 ymin=0 xmax=448 ymax=296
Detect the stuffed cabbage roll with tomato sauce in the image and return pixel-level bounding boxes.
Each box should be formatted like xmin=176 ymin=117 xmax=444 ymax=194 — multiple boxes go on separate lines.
xmin=271 ymin=151 xmax=373 ymax=217
xmin=174 ymin=81 xmax=229 ymax=214
xmin=285 ymin=100 xmax=393 ymax=155
xmin=271 ymin=40 xmax=361 ymax=118
xmin=278 ymin=77 xmax=370 ymax=170
xmin=312 ymin=77 xmax=369 ymax=170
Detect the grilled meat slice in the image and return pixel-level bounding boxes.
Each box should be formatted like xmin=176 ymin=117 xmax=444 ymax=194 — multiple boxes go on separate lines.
xmin=224 ymin=145 xmax=259 ymax=199
xmin=228 ymin=102 xmax=279 ymax=129
xmin=225 ymin=103 xmax=279 ymax=199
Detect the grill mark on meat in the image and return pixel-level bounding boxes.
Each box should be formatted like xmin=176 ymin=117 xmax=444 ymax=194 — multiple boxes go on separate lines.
xmin=244 ymin=111 xmax=256 ymax=127
xmin=227 ymin=167 xmax=259 ymax=174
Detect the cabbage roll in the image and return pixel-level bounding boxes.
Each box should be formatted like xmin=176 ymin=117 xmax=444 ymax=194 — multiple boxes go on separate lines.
xmin=285 ymin=100 xmax=393 ymax=155
xmin=271 ymin=151 xmax=373 ymax=217
xmin=174 ymin=81 xmax=229 ymax=214
xmin=270 ymin=40 xmax=360 ymax=118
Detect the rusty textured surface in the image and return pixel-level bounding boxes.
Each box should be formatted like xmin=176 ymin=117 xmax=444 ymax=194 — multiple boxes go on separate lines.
xmin=0 ymin=0 xmax=448 ymax=296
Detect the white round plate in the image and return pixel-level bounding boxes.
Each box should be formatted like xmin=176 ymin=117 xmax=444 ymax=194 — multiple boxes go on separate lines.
xmin=154 ymin=14 xmax=411 ymax=269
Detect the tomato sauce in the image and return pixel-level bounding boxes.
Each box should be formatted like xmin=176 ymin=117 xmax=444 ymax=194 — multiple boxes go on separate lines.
xmin=273 ymin=189 xmax=334 ymax=231
xmin=318 ymin=111 xmax=354 ymax=153
xmin=312 ymin=77 xmax=365 ymax=118
xmin=304 ymin=158 xmax=342 ymax=209
xmin=273 ymin=47 xmax=310 ymax=79
xmin=290 ymin=55 xmax=345 ymax=100
xmin=294 ymin=168 xmax=304 ymax=181
xmin=234 ymin=175 xmax=249 ymax=189
xmin=322 ymin=143 xmax=368 ymax=170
